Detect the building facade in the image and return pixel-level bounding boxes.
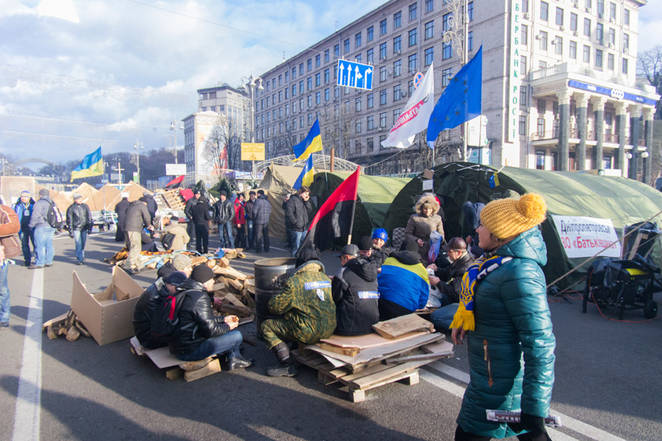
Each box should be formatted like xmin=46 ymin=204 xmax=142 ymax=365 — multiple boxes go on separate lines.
xmin=255 ymin=0 xmax=658 ymax=179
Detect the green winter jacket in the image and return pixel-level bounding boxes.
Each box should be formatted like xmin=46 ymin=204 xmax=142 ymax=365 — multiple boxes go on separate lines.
xmin=457 ymin=227 xmax=556 ymax=438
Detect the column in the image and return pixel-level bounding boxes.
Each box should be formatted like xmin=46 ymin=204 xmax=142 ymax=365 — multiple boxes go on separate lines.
xmin=629 ymin=106 xmax=642 ymax=179
xmin=643 ymin=107 xmax=654 ymax=184
xmin=575 ymin=93 xmax=589 ymax=170
xmin=592 ymin=96 xmax=607 ymax=171
xmin=614 ymin=101 xmax=627 ymax=175
xmin=557 ymin=90 xmax=572 ymax=171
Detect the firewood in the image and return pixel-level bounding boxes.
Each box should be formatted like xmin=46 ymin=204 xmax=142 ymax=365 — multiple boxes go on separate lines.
xmin=184 ymin=359 xmax=221 ymax=382
xmin=223 ymin=293 xmax=253 ymax=315
xmin=190 ymin=256 xmax=207 ymax=266
xmin=42 ymin=312 xmax=69 ymax=331
xmin=179 ymin=356 xmax=215 ymax=372
xmin=46 ymin=325 xmax=58 ymax=340
xmin=220 ymin=304 xmax=252 ymax=317
xmin=165 ymin=367 xmax=183 ymax=381
xmin=218 ymin=257 xmax=230 ymax=267
xmin=240 ymin=286 xmax=255 ymax=308
xmin=212 ymin=281 xmax=226 ymax=291
xmin=75 ymin=319 xmax=91 ymax=338
xmin=227 ymin=278 xmax=244 ymax=293
xmin=65 ymin=326 xmax=81 ymax=342
xmin=213 ymin=266 xmax=248 ymax=281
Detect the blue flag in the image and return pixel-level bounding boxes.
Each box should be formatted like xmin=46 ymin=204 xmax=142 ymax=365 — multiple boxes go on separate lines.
xmin=293 ymin=154 xmax=314 ymax=190
xmin=426 ymin=46 xmax=482 ymax=149
xmin=292 ymin=119 xmax=323 ymax=161
xmin=70 ymin=146 xmax=104 ymax=181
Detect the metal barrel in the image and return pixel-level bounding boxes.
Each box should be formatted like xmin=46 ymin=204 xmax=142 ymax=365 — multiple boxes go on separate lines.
xmin=253 ymin=257 xmax=296 ymax=337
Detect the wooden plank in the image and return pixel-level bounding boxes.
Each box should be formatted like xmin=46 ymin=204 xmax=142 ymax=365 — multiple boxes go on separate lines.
xmin=42 ymin=311 xmax=70 ymax=330
xmin=319 ymin=330 xmax=430 ymax=350
xmin=372 ymin=314 xmax=434 ymax=339
xmin=421 ymin=340 xmax=454 ymax=355
xmin=221 ymin=293 xmax=252 ymax=315
xmin=213 ymin=266 xmax=248 ymax=281
xmin=184 ymin=358 xmax=221 ymax=382
xmin=383 ymin=352 xmax=450 ymax=365
xmin=351 ymin=360 xmax=427 ymax=389
xmin=165 ymin=367 xmax=183 ymax=381
xmin=317 ymin=342 xmax=360 ymax=357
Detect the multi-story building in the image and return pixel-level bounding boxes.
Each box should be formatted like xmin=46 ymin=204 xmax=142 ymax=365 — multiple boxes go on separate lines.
xmin=255 ymin=0 xmax=658 ymax=179
xmin=183 ymin=84 xmax=250 ymax=186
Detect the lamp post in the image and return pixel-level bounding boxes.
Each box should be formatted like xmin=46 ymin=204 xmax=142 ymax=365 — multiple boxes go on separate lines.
xmin=243 ymin=74 xmax=264 ymax=179
xmin=170 ymin=121 xmax=184 ymax=164
xmin=133 ymin=141 xmax=144 ymax=184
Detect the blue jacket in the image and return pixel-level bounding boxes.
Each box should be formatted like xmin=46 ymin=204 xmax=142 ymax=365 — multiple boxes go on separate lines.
xmin=457 ymin=227 xmax=556 ymax=438
xmin=377 ymin=251 xmax=430 ymax=312
xmin=13 ymin=198 xmax=35 ymax=232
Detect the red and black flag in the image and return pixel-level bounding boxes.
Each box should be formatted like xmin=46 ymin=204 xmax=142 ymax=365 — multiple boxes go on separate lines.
xmin=166 ymin=175 xmax=185 ymax=188
xmin=297 ymin=167 xmax=361 ymax=253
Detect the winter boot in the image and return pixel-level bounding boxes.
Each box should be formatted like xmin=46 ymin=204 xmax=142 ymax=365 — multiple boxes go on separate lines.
xmin=266 ymin=342 xmax=298 ymax=377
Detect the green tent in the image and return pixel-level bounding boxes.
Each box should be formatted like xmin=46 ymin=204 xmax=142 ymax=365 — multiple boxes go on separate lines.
xmin=384 ymin=162 xmax=662 ymax=287
xmin=310 ymin=172 xmax=410 ymax=246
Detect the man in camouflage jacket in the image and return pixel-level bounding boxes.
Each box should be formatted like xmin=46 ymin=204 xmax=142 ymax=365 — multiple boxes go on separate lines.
xmin=261 ymin=248 xmax=336 ymax=377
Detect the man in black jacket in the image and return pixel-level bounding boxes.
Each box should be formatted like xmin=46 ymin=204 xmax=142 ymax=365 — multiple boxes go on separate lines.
xmin=285 ymin=187 xmax=312 ymax=256
xmin=114 ymin=192 xmax=130 ymax=242
xmin=184 ymin=192 xmax=199 ymax=250
xmin=191 ymin=196 xmax=211 ymax=254
xmin=214 ymin=191 xmax=234 ymax=249
xmin=66 ymin=193 xmax=92 ymax=265
xmin=133 ymin=271 xmax=188 ymax=349
xmin=170 ymin=265 xmax=251 ymax=369
xmin=253 ymin=190 xmax=271 ymax=253
xmin=332 ymin=243 xmax=380 ymax=336
xmin=244 ymin=191 xmax=257 ymax=250
xmin=140 ymin=192 xmax=158 ymax=224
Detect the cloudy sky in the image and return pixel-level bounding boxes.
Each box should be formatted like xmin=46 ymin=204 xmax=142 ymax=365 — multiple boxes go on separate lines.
xmin=0 ymin=0 xmax=660 ymax=168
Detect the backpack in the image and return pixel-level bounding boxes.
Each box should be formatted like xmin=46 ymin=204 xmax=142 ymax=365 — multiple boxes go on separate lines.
xmin=150 ymin=290 xmax=188 ymax=339
xmin=47 ymin=202 xmax=64 ymax=229
xmin=161 ymin=232 xmax=175 ymax=250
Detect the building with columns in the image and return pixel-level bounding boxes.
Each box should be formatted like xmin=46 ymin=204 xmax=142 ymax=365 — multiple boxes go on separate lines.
xmin=254 ymin=0 xmax=658 ymax=178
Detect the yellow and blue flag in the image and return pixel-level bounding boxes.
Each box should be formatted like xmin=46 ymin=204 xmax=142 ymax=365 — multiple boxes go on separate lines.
xmin=70 ymin=146 xmax=104 ymax=181
xmin=293 ymin=154 xmax=314 ymax=190
xmin=293 ymin=119 xmax=322 ymax=161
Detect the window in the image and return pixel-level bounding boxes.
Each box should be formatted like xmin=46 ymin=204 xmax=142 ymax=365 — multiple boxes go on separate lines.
xmin=584 ymin=18 xmax=591 ymax=37
xmin=468 ymin=1 xmax=473 ymax=21
xmin=367 ymin=26 xmax=374 ymax=42
xmin=394 ymin=35 xmax=402 ymax=53
xmin=608 ymin=28 xmax=615 ymax=45
xmin=334 ymin=44 xmax=339 ymax=58
xmin=314 ymin=54 xmax=320 ymax=68
xmin=299 ymin=63 xmax=304 ymax=75
xmin=623 ymin=9 xmax=630 ymax=26
xmin=520 ymin=55 xmax=527 ymax=76
xmin=393 ymin=59 xmax=402 ymax=77
xmin=307 ymin=77 xmax=312 ymax=90
xmin=344 ymin=38 xmax=350 ymax=54
xmin=355 ymin=32 xmax=362 ymax=49
xmin=596 ymin=23 xmax=603 ymax=44
xmin=324 ymin=49 xmax=329 ymax=63
xmin=555 ymin=7 xmax=563 ymax=26
xmin=585 ymin=0 xmax=591 ymax=10
xmin=394 ymin=11 xmax=402 ymax=28
xmin=520 ymin=87 xmax=527 ymax=107
xmin=292 ymin=67 xmax=296 ymax=79
xmin=299 ymin=80 xmax=304 ymax=94
xmin=393 ymin=108 xmax=401 ymax=122
xmin=539 ymin=60 xmax=547 ymax=70
xmin=367 ymin=137 xmax=374 ymax=152
xmin=610 ymin=2 xmax=616 ymax=21
xmin=367 ymin=48 xmax=374 ymax=64
xmin=569 ymin=41 xmax=577 ymax=59
xmin=425 ymin=20 xmax=434 ymax=40
xmin=380 ymin=89 xmax=387 ymax=105
xmin=583 ymin=45 xmax=591 ymax=63
xmin=468 ymin=31 xmax=474 ymax=51
xmin=425 ymin=47 xmax=434 ymax=66
xmin=622 ymin=57 xmax=628 ymax=74
xmin=380 ymin=42 xmax=387 ymax=59
xmin=315 ymin=92 xmax=321 ymax=105
xmin=307 ymin=58 xmax=312 ymax=71
xmin=521 ymin=24 xmax=528 ymax=46
xmin=367 ymin=115 xmax=375 ymax=130
xmin=597 ymin=0 xmax=604 ymax=17
xmin=408 ymin=28 xmax=417 ymax=47
xmin=442 ymin=42 xmax=452 ymax=59
xmin=443 ymin=13 xmax=452 ymax=32
xmin=425 ymin=0 xmax=434 ymax=13
xmin=367 ymin=93 xmax=374 ymax=108
xmin=380 ymin=66 xmax=387 ymax=81
xmin=355 ymin=98 xmax=361 ymax=112
xmin=540 ymin=1 xmax=549 ymax=21
xmin=519 ymin=115 xmax=527 ymax=135
xmin=408 ymin=53 xmax=417 ymax=72
xmin=536 ymin=151 xmax=545 ymax=169
xmin=324 ymin=88 xmax=329 ymax=101
xmin=409 ymin=3 xmax=417 ymax=21
xmin=539 ymin=31 xmax=548 ymax=51
xmin=607 ymin=53 xmax=614 ymax=70
xmin=442 ymin=67 xmax=452 ymax=87
xmin=380 ymin=112 xmax=387 ymax=128
xmin=380 ymin=18 xmax=387 ymax=35
xmin=522 ymin=0 xmax=529 ymax=13
xmin=408 ymin=79 xmax=414 ymax=95
xmin=537 ymin=99 xmax=546 ymax=114
xmin=623 ymin=33 xmax=629 ymax=51
xmin=307 ymin=95 xmax=312 ymax=107
xmin=355 ymin=54 xmax=362 ymax=63
xmin=284 ymin=71 xmax=289 ymax=82
xmin=537 ymin=118 xmax=545 ymax=137
xmin=315 ymin=73 xmax=320 ymax=87
xmin=292 ymin=85 xmax=296 ymax=97
xmin=355 ymin=120 xmax=362 ymax=134
xmin=324 ymin=69 xmax=329 ymax=84
xmin=393 ymin=84 xmax=402 ymax=101
xmin=284 ymin=88 xmax=289 ymax=99
xmin=570 ymin=13 xmax=577 ymax=32
xmin=554 ymin=36 xmax=563 ymax=55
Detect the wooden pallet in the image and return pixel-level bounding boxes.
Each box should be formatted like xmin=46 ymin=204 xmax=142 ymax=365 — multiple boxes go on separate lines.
xmin=159 ymin=189 xmax=186 ymax=210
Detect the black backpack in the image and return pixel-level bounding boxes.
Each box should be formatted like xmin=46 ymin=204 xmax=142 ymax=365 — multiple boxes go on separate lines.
xmin=150 ymin=290 xmax=188 ymax=339
xmin=47 ymin=202 xmax=64 ymax=229
xmin=161 ymin=232 xmax=175 ymax=250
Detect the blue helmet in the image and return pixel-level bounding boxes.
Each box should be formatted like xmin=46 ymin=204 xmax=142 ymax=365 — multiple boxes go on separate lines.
xmin=372 ymin=228 xmax=388 ymax=242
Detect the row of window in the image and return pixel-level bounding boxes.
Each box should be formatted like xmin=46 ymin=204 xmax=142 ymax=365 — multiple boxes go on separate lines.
xmin=536 ymin=0 xmax=631 ymax=26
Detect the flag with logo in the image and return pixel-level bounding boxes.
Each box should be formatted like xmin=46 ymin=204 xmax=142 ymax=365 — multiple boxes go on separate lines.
xmin=382 ymin=64 xmax=435 ymax=148
xmin=70 ymin=146 xmax=104 ymax=181
xmin=292 ymin=119 xmax=323 ymax=161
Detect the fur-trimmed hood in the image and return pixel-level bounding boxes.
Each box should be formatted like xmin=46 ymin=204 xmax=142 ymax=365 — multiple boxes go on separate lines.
xmin=414 ymin=193 xmax=440 ymax=216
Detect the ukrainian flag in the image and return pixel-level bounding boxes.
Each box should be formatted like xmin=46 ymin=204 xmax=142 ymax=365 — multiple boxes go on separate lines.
xmin=293 ymin=119 xmax=322 ymax=161
xmin=70 ymin=146 xmax=104 ymax=181
xmin=293 ymin=154 xmax=314 ymax=190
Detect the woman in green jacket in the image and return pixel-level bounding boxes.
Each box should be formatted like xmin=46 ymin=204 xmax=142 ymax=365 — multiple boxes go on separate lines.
xmin=451 ymin=193 xmax=555 ymax=441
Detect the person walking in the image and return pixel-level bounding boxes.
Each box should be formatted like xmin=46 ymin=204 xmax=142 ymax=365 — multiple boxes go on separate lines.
xmin=124 ymin=199 xmax=152 ymax=274
xmin=214 ymin=191 xmax=234 ymax=249
xmin=285 ymin=187 xmax=313 ymax=256
xmin=0 ymin=203 xmax=21 ymax=327
xmin=184 ymin=191 xmax=199 ymax=250
xmin=114 ymin=192 xmax=130 ymax=242
xmin=28 ymin=188 xmax=56 ymax=269
xmin=234 ymin=193 xmax=246 ymax=249
xmin=244 ymin=191 xmax=257 ymax=250
xmin=191 ymin=195 xmax=211 ymax=254
xmin=13 ymin=190 xmax=35 ymax=266
xmin=66 ymin=193 xmax=93 ymax=265
xmin=252 ymin=190 xmax=271 ymax=253
xmin=450 ymin=193 xmax=555 ymax=441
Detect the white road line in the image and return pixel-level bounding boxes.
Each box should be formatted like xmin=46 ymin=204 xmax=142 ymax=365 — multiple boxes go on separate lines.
xmin=423 ymin=361 xmax=628 ymax=441
xmin=12 ymin=268 xmax=43 ymax=441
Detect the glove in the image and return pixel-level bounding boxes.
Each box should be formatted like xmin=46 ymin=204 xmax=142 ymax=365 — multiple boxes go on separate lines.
xmin=508 ymin=414 xmax=550 ymax=440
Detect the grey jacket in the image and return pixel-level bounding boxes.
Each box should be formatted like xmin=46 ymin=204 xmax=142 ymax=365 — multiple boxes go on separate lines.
xmin=29 ymin=197 xmax=51 ymax=229
xmin=124 ymin=201 xmax=151 ymax=232
xmin=252 ymin=195 xmax=271 ymax=225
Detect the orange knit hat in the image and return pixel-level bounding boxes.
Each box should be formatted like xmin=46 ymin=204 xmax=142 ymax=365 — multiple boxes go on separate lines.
xmin=479 ymin=193 xmax=547 ymax=239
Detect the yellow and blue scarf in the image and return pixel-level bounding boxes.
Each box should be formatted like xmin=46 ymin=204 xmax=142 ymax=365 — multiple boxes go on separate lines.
xmin=449 ymin=254 xmax=512 ymax=331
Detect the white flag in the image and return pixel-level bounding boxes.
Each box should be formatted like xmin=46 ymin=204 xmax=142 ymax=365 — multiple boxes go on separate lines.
xmin=381 ymin=64 xmax=435 ymax=149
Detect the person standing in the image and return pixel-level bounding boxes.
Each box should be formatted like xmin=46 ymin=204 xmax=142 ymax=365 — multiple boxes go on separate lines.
xmin=66 ymin=193 xmax=93 ymax=265
xmin=252 ymin=189 xmax=271 ymax=253
xmin=13 ymin=190 xmax=35 ymax=266
xmin=140 ymin=192 xmax=158 ymax=224
xmin=191 ymin=195 xmax=211 ymax=254
xmin=184 ymin=191 xmax=199 ymax=250
xmin=451 ymin=193 xmax=555 ymax=441
xmin=405 ymin=193 xmax=445 ymax=262
xmin=0 ymin=203 xmax=20 ymax=327
xmin=114 ymin=192 xmax=130 ymax=242
xmin=124 ymin=199 xmax=152 ymax=274
xmin=285 ymin=187 xmax=312 ymax=256
xmin=244 ymin=191 xmax=257 ymax=250
xmin=28 ymin=188 xmax=56 ymax=269
xmin=234 ymin=193 xmax=246 ymax=249
xmin=214 ymin=191 xmax=234 ymax=249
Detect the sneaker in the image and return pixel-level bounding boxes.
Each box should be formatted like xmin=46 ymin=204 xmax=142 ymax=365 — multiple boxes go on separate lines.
xmin=0 ymin=322 xmax=9 ymax=328
xmin=77 ymin=261 xmax=84 ymax=265
xmin=45 ymin=263 xmax=53 ymax=267
xmin=28 ymin=265 xmax=44 ymax=270
xmin=228 ymin=354 xmax=252 ymax=370
xmin=266 ymin=362 xmax=298 ymax=377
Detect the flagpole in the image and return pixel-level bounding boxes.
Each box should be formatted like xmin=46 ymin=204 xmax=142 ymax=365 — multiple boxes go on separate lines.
xmin=462 ymin=0 xmax=469 ymax=162
xmin=346 ymin=167 xmax=360 ymax=244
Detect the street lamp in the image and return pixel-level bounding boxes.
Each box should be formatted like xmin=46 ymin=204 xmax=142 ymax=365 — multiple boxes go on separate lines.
xmin=242 ymin=74 xmax=264 ymax=178
xmin=170 ymin=121 xmax=184 ymax=164
xmin=133 ymin=141 xmax=144 ymax=184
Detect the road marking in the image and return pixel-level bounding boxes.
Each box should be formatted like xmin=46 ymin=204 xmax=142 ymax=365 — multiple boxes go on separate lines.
xmin=12 ymin=268 xmax=43 ymax=441
xmin=423 ymin=361 xmax=628 ymax=441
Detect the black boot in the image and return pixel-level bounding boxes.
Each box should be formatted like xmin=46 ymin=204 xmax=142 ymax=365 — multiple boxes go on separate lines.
xmin=228 ymin=353 xmax=252 ymax=370
xmin=266 ymin=342 xmax=298 ymax=377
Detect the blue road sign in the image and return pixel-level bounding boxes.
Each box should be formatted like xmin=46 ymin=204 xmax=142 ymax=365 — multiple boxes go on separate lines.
xmin=336 ymin=59 xmax=373 ymax=91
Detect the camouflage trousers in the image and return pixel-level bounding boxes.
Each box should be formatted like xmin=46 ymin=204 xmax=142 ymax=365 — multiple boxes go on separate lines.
xmin=261 ymin=318 xmax=329 ymax=349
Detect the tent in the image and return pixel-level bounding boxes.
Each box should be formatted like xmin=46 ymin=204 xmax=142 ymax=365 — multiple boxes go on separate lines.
xmin=384 ymin=162 xmax=662 ymax=287
xmin=258 ymin=164 xmax=305 ymax=241
xmin=310 ymin=171 xmax=410 ymax=248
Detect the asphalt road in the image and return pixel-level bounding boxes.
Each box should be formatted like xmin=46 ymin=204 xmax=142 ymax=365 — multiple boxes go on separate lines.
xmin=1 ymin=230 xmax=661 ymax=441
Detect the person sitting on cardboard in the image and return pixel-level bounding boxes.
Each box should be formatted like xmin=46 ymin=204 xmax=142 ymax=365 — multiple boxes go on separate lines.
xmin=133 ymin=271 xmax=188 ymax=349
xmin=170 ymin=264 xmax=252 ymax=370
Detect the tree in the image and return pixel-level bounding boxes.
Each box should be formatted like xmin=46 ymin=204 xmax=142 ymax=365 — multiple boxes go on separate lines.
xmin=638 ymin=46 xmax=662 ymax=119
xmin=204 ymin=113 xmax=245 ymax=175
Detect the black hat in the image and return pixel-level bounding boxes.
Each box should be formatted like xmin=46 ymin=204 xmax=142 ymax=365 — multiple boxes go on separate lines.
xmin=295 ymin=243 xmax=320 ymax=267
xmin=358 ymin=236 xmax=373 ymax=251
xmin=164 ymin=271 xmax=188 ymax=286
xmin=220 ymin=190 xmax=227 ymax=197
xmin=339 ymin=244 xmax=359 ymax=257
xmin=401 ymin=238 xmax=420 ymax=253
xmin=191 ymin=264 xmax=214 ymax=284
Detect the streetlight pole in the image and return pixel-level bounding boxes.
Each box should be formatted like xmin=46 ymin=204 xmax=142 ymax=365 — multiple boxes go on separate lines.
xmin=243 ymin=74 xmax=263 ymax=179
xmin=133 ymin=141 xmax=144 ymax=184
xmin=170 ymin=121 xmax=183 ymax=164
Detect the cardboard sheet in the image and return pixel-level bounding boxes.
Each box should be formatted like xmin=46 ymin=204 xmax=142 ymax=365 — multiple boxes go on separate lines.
xmin=319 ymin=330 xmax=430 ymax=350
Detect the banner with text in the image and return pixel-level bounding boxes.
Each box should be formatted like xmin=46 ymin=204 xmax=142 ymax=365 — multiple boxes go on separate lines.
xmin=551 ymin=215 xmax=621 ymax=258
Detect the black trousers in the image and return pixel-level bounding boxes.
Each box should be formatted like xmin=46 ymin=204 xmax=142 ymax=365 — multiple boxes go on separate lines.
xmin=195 ymin=223 xmax=209 ymax=254
xmin=454 ymin=425 xmax=552 ymax=441
xmin=378 ymin=298 xmax=412 ymax=321
xmin=235 ymin=224 xmax=246 ymax=249
xmin=187 ymin=221 xmax=195 ymax=249
xmin=255 ymin=223 xmax=269 ymax=252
